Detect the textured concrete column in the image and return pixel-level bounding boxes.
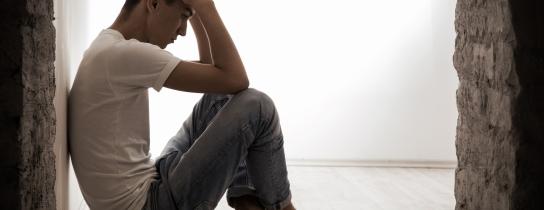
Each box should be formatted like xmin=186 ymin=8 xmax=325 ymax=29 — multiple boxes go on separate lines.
xmin=454 ymin=0 xmax=544 ymax=209
xmin=0 ymin=0 xmax=56 ymax=209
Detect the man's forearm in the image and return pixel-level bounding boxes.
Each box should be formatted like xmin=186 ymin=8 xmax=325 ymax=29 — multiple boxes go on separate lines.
xmin=192 ymin=1 xmax=247 ymax=83
xmin=190 ymin=14 xmax=213 ymax=64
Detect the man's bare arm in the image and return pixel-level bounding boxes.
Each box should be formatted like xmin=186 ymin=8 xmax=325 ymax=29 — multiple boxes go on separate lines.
xmin=164 ymin=1 xmax=248 ymax=94
xmin=192 ymin=2 xmax=245 ymax=76
xmin=191 ymin=13 xmax=213 ymax=64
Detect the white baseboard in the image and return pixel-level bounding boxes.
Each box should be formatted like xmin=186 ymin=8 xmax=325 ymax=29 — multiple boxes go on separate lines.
xmin=286 ymin=159 xmax=457 ymax=169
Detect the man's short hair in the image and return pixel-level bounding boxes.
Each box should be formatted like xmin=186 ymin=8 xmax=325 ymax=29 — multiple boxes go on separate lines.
xmin=123 ymin=0 xmax=178 ymax=13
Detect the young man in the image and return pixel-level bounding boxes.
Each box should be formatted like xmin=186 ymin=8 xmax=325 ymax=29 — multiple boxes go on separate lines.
xmin=68 ymin=0 xmax=296 ymax=209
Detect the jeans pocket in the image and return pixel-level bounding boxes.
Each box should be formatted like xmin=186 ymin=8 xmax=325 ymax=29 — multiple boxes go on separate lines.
xmin=154 ymin=150 xmax=179 ymax=183
xmin=155 ymin=150 xmax=178 ymax=166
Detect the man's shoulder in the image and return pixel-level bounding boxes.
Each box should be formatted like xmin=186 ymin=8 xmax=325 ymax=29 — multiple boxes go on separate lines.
xmin=91 ymin=30 xmax=169 ymax=60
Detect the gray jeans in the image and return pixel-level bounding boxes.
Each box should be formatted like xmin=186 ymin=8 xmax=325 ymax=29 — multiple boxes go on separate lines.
xmin=142 ymin=88 xmax=292 ymax=210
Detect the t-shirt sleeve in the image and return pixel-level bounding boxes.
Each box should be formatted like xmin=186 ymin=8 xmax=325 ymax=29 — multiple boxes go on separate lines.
xmin=108 ymin=40 xmax=180 ymax=92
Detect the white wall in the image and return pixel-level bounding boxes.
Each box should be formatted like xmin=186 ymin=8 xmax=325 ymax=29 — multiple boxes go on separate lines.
xmin=148 ymin=0 xmax=459 ymax=163
xmin=54 ymin=0 xmax=90 ymax=209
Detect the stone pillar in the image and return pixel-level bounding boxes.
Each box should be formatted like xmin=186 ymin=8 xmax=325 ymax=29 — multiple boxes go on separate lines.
xmin=0 ymin=0 xmax=56 ymax=209
xmin=454 ymin=0 xmax=544 ymax=209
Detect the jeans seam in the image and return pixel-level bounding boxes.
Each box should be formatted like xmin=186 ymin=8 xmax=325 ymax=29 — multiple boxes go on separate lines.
xmin=194 ymin=201 xmax=213 ymax=210
xmin=243 ymin=160 xmax=250 ymax=186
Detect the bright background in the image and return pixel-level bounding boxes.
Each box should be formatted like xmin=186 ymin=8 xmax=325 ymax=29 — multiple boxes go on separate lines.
xmin=55 ymin=0 xmax=458 ymax=209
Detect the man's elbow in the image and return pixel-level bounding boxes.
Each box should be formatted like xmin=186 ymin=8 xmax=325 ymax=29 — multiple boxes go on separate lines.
xmin=235 ymin=78 xmax=250 ymax=93
xmin=241 ymin=78 xmax=250 ymax=89
xmin=228 ymin=78 xmax=249 ymax=94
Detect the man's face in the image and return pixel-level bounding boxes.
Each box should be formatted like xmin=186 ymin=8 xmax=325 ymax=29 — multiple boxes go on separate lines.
xmin=147 ymin=0 xmax=193 ymax=49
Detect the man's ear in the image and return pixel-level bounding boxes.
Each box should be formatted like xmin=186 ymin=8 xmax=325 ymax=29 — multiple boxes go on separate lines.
xmin=146 ymin=0 xmax=159 ymax=13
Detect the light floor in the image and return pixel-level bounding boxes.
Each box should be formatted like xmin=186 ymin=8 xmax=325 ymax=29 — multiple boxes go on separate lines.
xmin=215 ymin=166 xmax=455 ymax=210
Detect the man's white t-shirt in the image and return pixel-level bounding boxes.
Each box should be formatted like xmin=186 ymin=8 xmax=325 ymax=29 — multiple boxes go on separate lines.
xmin=69 ymin=29 xmax=180 ymax=210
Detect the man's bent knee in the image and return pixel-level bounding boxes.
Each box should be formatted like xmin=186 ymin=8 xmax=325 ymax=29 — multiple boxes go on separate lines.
xmin=235 ymin=88 xmax=275 ymax=112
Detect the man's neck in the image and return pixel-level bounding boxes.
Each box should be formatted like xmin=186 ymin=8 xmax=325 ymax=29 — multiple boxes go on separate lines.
xmin=109 ymin=9 xmax=148 ymax=42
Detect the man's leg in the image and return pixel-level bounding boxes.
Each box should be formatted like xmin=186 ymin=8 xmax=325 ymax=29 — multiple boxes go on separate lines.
xmin=159 ymin=92 xmax=232 ymax=157
xmin=153 ymin=88 xmax=293 ymax=210
xmin=160 ymin=92 xmax=262 ymax=208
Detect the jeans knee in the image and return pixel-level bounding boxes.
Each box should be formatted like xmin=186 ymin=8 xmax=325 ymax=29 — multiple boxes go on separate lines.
xmin=200 ymin=93 xmax=231 ymax=108
xmin=236 ymin=88 xmax=276 ymax=114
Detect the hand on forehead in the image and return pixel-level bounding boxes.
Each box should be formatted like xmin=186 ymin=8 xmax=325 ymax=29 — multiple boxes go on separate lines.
xmin=179 ymin=1 xmax=195 ymax=17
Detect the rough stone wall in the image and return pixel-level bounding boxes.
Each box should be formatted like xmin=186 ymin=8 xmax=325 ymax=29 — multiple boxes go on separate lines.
xmin=454 ymin=0 xmax=544 ymax=209
xmin=0 ymin=0 xmax=56 ymax=209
